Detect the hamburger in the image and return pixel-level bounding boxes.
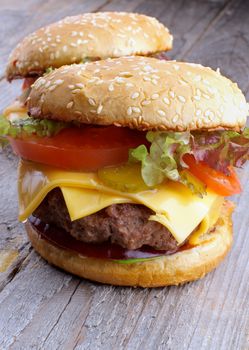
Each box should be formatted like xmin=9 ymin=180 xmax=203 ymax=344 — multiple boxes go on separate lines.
xmin=1 ymin=56 xmax=249 ymax=287
xmin=3 ymin=12 xmax=172 ymax=124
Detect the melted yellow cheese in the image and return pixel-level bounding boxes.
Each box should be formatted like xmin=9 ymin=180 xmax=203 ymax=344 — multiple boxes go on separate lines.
xmin=18 ymin=160 xmax=222 ymax=244
xmin=3 ymin=101 xmax=27 ymax=121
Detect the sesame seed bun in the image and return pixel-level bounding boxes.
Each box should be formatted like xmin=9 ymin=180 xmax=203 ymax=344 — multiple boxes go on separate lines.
xmin=25 ymin=200 xmax=234 ymax=287
xmin=6 ymin=12 xmax=173 ymax=81
xmin=28 ymin=57 xmax=248 ymax=131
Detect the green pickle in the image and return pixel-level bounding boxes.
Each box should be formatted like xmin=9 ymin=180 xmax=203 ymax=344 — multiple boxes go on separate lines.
xmin=98 ymin=163 xmax=151 ymax=193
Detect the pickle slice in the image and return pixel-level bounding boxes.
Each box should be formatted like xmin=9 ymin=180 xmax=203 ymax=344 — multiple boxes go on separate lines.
xmin=98 ymin=163 xmax=151 ymax=193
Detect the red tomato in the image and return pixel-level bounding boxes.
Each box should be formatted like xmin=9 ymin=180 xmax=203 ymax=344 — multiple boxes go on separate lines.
xmin=22 ymin=77 xmax=37 ymax=90
xmin=9 ymin=126 xmax=147 ymax=171
xmin=183 ymin=154 xmax=241 ymax=196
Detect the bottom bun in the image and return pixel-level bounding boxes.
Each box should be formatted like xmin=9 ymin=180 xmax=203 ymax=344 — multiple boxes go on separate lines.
xmin=25 ymin=200 xmax=234 ymax=287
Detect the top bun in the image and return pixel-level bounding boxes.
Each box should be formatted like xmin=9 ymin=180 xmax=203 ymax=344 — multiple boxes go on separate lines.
xmin=28 ymin=56 xmax=249 ymax=131
xmin=6 ymin=12 xmax=173 ymax=81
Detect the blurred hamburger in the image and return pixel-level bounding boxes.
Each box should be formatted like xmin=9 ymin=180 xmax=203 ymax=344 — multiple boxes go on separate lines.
xmin=1 ymin=57 xmax=249 ymax=287
xmin=3 ymin=12 xmax=172 ymax=122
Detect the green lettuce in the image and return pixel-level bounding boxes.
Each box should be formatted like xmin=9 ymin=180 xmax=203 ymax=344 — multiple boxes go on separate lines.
xmin=129 ymin=131 xmax=191 ymax=187
xmin=0 ymin=114 xmax=67 ymax=146
xmin=130 ymin=128 xmax=249 ymax=195
xmin=114 ymin=256 xmax=160 ymax=264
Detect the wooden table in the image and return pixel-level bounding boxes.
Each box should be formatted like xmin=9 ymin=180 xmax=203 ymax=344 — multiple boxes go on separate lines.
xmin=0 ymin=1 xmax=249 ymax=349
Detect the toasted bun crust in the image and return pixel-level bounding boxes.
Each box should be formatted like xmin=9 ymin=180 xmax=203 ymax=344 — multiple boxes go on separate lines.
xmin=25 ymin=200 xmax=234 ymax=287
xmin=28 ymin=57 xmax=248 ymax=131
xmin=6 ymin=12 xmax=173 ymax=81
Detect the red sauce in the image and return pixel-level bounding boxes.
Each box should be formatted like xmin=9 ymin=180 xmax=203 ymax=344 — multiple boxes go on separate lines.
xmin=29 ymin=216 xmax=194 ymax=261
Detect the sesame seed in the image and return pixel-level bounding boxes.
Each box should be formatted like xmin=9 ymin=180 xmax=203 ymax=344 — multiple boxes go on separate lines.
xmin=45 ymin=81 xmax=51 ymax=88
xmin=172 ymin=115 xmax=179 ymax=123
xmin=88 ymin=98 xmax=96 ymax=106
xmin=169 ymin=91 xmax=175 ymax=98
xmin=178 ymin=95 xmax=186 ymax=103
xmin=132 ymin=107 xmax=141 ymax=113
xmin=54 ymin=79 xmax=64 ymax=85
xmin=173 ymin=64 xmax=180 ymax=71
xmin=108 ymin=84 xmax=114 ymax=91
xmin=66 ymin=101 xmax=74 ymax=109
xmin=115 ymin=77 xmax=125 ymax=83
xmin=97 ymin=105 xmax=103 ymax=114
xmin=127 ymin=107 xmax=133 ymax=115
xmin=141 ymin=100 xmax=151 ymax=106
xmin=194 ymin=95 xmax=201 ymax=101
xmin=75 ymin=83 xmax=84 ymax=88
xmin=70 ymin=43 xmax=77 ymax=47
xmin=203 ymin=94 xmax=210 ymax=100
xmin=72 ymin=89 xmax=81 ymax=94
xmin=68 ymin=85 xmax=75 ymax=89
xmin=151 ymin=93 xmax=159 ymax=100
xmin=126 ymin=83 xmax=134 ymax=88
xmin=119 ymin=71 xmax=131 ymax=76
xmin=49 ymin=85 xmax=56 ymax=91
xmin=152 ymin=79 xmax=158 ymax=85
xmin=163 ymin=97 xmax=170 ymax=105
xmin=143 ymin=76 xmax=151 ymax=82
xmin=143 ymin=65 xmax=152 ymax=72
xmin=208 ymin=86 xmax=217 ymax=94
xmin=62 ymin=45 xmax=68 ymax=52
xmin=196 ymin=109 xmax=201 ymax=116
xmin=157 ymin=110 xmax=166 ymax=117
xmin=131 ymin=92 xmax=140 ymax=99
xmin=194 ymin=75 xmax=201 ymax=82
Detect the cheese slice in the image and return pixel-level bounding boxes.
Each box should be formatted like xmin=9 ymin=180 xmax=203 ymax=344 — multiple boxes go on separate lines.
xmin=3 ymin=101 xmax=27 ymax=121
xmin=18 ymin=160 xmax=222 ymax=244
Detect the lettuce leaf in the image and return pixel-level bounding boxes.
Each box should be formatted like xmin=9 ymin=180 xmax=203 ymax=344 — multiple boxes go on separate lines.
xmin=191 ymin=130 xmax=249 ymax=175
xmin=130 ymin=129 xmax=249 ymax=192
xmin=129 ymin=131 xmax=191 ymax=187
xmin=114 ymin=256 xmax=160 ymax=264
xmin=0 ymin=114 xmax=67 ymax=146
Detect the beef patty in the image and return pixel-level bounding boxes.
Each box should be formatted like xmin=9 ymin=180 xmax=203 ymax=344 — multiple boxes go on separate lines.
xmin=34 ymin=188 xmax=179 ymax=251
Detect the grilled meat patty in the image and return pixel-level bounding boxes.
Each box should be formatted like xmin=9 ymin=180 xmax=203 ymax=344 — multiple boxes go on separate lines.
xmin=34 ymin=188 xmax=179 ymax=251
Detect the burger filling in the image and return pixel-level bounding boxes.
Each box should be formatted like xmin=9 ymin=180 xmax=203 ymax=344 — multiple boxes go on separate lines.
xmin=34 ymin=188 xmax=179 ymax=251
xmin=1 ymin=117 xmax=249 ymax=263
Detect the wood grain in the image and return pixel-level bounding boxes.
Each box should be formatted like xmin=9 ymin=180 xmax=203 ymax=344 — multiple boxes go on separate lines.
xmin=0 ymin=0 xmax=249 ymax=349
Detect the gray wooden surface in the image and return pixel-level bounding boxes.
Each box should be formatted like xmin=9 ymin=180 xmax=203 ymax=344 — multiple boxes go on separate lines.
xmin=0 ymin=0 xmax=249 ymax=349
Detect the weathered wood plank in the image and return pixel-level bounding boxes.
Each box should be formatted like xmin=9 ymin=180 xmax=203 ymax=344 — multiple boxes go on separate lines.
xmin=183 ymin=0 xmax=249 ymax=93
xmin=0 ymin=1 xmax=249 ymax=350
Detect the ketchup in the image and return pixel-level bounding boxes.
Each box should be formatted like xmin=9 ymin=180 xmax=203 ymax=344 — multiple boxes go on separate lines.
xmin=29 ymin=216 xmax=193 ymax=261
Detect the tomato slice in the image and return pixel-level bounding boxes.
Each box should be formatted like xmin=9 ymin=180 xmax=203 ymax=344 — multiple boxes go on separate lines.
xmin=9 ymin=126 xmax=147 ymax=171
xmin=183 ymin=154 xmax=241 ymax=196
xmin=22 ymin=77 xmax=37 ymax=91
